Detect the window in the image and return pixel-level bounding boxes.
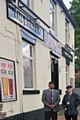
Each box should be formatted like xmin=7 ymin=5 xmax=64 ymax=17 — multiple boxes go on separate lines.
xmin=21 ymin=0 xmax=30 ymax=7
xmin=65 ymin=21 xmax=69 ymax=44
xmin=66 ymin=66 xmax=69 ymax=86
xmin=22 ymin=41 xmax=34 ymax=88
xmin=50 ymin=0 xmax=55 ymax=29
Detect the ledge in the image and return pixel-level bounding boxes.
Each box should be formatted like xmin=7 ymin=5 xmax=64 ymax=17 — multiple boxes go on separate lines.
xmin=23 ymin=90 xmax=40 ymax=95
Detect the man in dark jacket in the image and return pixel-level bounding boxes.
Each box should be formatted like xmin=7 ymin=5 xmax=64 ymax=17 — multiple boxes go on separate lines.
xmin=62 ymin=85 xmax=80 ymax=120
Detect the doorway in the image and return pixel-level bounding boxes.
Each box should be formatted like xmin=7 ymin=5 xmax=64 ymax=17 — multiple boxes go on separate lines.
xmin=51 ymin=59 xmax=59 ymax=89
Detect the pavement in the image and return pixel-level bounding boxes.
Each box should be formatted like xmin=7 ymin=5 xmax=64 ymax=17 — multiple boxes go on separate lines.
xmin=58 ymin=116 xmax=80 ymax=120
xmin=58 ymin=106 xmax=80 ymax=120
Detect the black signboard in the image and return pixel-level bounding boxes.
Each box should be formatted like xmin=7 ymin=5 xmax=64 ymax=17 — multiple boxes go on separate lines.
xmin=7 ymin=1 xmax=44 ymax=40
xmin=62 ymin=47 xmax=73 ymax=62
xmin=65 ymin=44 xmax=74 ymax=52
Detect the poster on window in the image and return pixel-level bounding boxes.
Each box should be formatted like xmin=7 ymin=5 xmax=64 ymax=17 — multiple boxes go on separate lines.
xmin=0 ymin=58 xmax=17 ymax=102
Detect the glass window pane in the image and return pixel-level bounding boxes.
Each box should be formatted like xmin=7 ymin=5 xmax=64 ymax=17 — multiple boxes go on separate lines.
xmin=30 ymin=46 xmax=32 ymax=57
xmin=65 ymin=21 xmax=69 ymax=44
xmin=65 ymin=29 xmax=67 ymax=43
xmin=50 ymin=2 xmax=54 ymax=10
xmin=22 ymin=41 xmax=32 ymax=57
xmin=65 ymin=30 xmax=68 ymax=43
xmin=50 ymin=8 xmax=52 ymax=13
xmin=9 ymin=8 xmax=15 ymax=18
xmin=23 ymin=58 xmax=33 ymax=88
xmin=50 ymin=13 xmax=52 ymax=27
xmin=66 ymin=66 xmax=68 ymax=86
xmin=50 ymin=1 xmax=54 ymax=28
xmin=50 ymin=13 xmax=54 ymax=28
xmin=22 ymin=0 xmax=27 ymax=5
xmin=66 ymin=73 xmax=68 ymax=85
xmin=21 ymin=0 xmax=30 ymax=7
xmin=51 ymin=62 xmax=54 ymax=72
xmin=27 ymin=0 xmax=30 ymax=7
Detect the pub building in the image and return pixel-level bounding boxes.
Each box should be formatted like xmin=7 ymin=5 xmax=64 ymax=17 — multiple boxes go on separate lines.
xmin=0 ymin=0 xmax=76 ymax=120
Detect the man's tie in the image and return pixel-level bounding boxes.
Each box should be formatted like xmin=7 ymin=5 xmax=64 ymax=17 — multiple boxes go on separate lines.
xmin=68 ymin=93 xmax=71 ymax=101
xmin=50 ymin=89 xmax=52 ymax=104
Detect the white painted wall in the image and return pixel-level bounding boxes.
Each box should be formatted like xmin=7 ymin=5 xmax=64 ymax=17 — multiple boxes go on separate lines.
xmin=56 ymin=5 xmax=65 ymax=45
xmin=34 ymin=0 xmax=50 ymax=26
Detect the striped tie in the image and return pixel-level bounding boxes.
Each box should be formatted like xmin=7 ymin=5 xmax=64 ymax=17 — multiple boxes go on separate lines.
xmin=68 ymin=93 xmax=71 ymax=101
xmin=50 ymin=90 xmax=52 ymax=104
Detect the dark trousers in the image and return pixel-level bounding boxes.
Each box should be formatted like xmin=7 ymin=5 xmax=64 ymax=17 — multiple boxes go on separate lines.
xmin=65 ymin=115 xmax=77 ymax=120
xmin=45 ymin=110 xmax=57 ymax=120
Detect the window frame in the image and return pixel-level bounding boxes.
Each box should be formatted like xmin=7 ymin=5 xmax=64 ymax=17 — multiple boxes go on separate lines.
xmin=22 ymin=40 xmax=35 ymax=90
xmin=66 ymin=65 xmax=69 ymax=86
xmin=65 ymin=20 xmax=69 ymax=44
xmin=50 ymin=0 xmax=55 ymax=30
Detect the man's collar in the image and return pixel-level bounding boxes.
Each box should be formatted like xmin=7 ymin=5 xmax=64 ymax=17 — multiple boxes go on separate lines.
xmin=49 ymin=89 xmax=54 ymax=91
xmin=68 ymin=92 xmax=73 ymax=95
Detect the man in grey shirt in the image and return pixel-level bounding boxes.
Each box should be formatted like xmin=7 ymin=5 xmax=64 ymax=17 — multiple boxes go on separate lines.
xmin=42 ymin=82 xmax=60 ymax=120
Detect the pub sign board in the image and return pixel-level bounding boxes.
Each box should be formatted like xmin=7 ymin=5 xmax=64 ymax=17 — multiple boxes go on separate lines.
xmin=0 ymin=58 xmax=17 ymax=102
xmin=7 ymin=1 xmax=44 ymax=40
xmin=44 ymin=30 xmax=62 ymax=56
xmin=62 ymin=47 xmax=73 ymax=62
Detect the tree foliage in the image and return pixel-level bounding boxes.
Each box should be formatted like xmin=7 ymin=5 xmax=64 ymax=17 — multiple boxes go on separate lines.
xmin=70 ymin=0 xmax=80 ymax=70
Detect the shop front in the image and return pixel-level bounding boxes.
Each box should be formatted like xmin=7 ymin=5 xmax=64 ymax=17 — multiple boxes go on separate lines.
xmin=44 ymin=30 xmax=62 ymax=91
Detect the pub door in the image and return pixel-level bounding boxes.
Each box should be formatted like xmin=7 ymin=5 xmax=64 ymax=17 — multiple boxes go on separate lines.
xmin=51 ymin=60 xmax=59 ymax=90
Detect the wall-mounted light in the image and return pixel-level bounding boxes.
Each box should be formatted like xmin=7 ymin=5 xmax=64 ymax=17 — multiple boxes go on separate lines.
xmin=54 ymin=59 xmax=58 ymax=64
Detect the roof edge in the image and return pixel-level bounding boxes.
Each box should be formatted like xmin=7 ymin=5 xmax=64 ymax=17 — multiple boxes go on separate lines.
xmin=55 ymin=0 xmax=77 ymax=28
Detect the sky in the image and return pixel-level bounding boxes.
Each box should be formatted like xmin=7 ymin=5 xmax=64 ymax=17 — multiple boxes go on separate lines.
xmin=63 ymin=0 xmax=72 ymax=9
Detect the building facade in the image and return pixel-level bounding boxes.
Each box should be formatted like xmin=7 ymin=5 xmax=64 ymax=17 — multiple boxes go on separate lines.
xmin=0 ymin=0 xmax=76 ymax=120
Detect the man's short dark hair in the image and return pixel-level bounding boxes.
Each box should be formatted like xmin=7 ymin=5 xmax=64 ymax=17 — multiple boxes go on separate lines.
xmin=49 ymin=81 xmax=55 ymax=85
